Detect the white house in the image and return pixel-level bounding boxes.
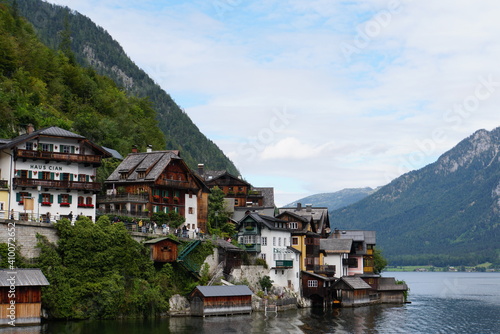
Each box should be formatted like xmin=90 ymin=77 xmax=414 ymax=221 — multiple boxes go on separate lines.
xmin=320 ymin=238 xmax=352 ymax=278
xmin=0 ymin=125 xmax=111 ymax=222
xmin=237 ymin=213 xmax=301 ymax=293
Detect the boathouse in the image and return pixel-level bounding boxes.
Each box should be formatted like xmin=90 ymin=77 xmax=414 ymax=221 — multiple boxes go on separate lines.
xmin=190 ymin=285 xmax=253 ymax=317
xmin=0 ymin=269 xmax=49 ymax=326
xmin=333 ymin=276 xmax=372 ymax=307
xmin=143 ymin=237 xmax=181 ymax=263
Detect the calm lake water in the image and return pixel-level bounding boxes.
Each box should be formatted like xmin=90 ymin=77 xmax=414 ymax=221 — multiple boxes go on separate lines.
xmin=5 ymin=272 xmax=500 ymax=333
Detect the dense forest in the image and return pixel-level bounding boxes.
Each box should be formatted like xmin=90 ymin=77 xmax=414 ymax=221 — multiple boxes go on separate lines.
xmin=14 ymin=0 xmax=239 ymax=175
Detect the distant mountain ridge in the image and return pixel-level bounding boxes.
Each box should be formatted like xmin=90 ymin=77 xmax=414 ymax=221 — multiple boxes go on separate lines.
xmin=287 ymin=187 xmax=379 ymax=211
xmin=330 ymin=127 xmax=500 ymax=266
xmin=17 ymin=0 xmax=239 ymax=175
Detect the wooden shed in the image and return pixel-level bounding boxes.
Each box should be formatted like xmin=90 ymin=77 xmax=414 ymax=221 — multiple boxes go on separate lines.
xmin=333 ymin=276 xmax=372 ymax=307
xmin=376 ymin=277 xmax=408 ymax=303
xmin=190 ymin=285 xmax=253 ymax=317
xmin=144 ymin=237 xmax=181 ymax=263
xmin=0 ymin=269 xmax=49 ymax=326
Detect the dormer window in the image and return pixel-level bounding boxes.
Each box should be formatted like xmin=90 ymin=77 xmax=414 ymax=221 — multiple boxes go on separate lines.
xmin=119 ymin=172 xmax=127 ymax=180
xmin=40 ymin=143 xmax=53 ymax=152
xmin=138 ymin=171 xmax=145 ymax=179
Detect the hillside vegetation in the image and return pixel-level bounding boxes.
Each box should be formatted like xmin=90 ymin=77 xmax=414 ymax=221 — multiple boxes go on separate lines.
xmin=16 ymin=0 xmax=239 ymax=175
xmin=0 ymin=1 xmax=165 ymax=154
xmin=331 ymin=127 xmax=500 ymax=267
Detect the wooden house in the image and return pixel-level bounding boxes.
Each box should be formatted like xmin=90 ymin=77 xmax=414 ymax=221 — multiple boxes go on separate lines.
xmin=0 ymin=269 xmax=49 ymax=326
xmin=190 ymin=285 xmax=253 ymax=317
xmin=99 ymin=149 xmax=210 ymax=233
xmin=300 ymin=271 xmax=337 ymax=307
xmin=333 ymin=276 xmax=372 ymax=307
xmin=361 ymin=276 xmax=408 ymax=304
xmin=143 ymin=237 xmax=180 ymax=263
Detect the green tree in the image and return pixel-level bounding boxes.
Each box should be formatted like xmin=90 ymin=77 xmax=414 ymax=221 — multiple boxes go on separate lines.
xmin=373 ymin=248 xmax=388 ymax=274
xmin=207 ymin=186 xmax=234 ymax=237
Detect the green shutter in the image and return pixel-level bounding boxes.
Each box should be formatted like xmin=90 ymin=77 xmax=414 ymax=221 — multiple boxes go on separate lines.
xmin=58 ymin=194 xmax=62 ymax=203
xmin=51 ymin=173 xmax=55 ymax=180
xmin=49 ymin=144 xmax=54 ymax=152
xmin=50 ymin=194 xmax=53 ymax=203
xmin=39 ymin=194 xmax=42 ymax=202
xmin=16 ymin=193 xmax=20 ymax=202
xmin=39 ymin=172 xmax=42 ymax=179
xmin=86 ymin=175 xmax=90 ymax=182
xmin=28 ymin=171 xmax=32 ymax=178
xmin=70 ymin=174 xmax=74 ymax=181
xmin=71 ymin=146 xmax=75 ymax=153
xmin=68 ymin=195 xmax=72 ymax=204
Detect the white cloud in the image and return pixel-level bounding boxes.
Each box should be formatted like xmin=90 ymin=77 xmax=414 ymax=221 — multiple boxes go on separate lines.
xmin=46 ymin=0 xmax=500 ymax=205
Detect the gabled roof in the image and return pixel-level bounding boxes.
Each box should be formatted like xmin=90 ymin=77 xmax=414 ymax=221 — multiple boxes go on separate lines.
xmin=202 ymin=170 xmax=251 ymax=187
xmin=194 ymin=285 xmax=253 ymax=297
xmin=335 ymin=276 xmax=371 ymax=290
xmin=277 ymin=205 xmax=330 ymax=234
xmin=0 ymin=269 xmax=49 ymax=287
xmin=320 ymin=238 xmax=352 ymax=253
xmin=301 ymin=270 xmax=337 ymax=282
xmin=239 ymin=213 xmax=290 ymax=232
xmin=143 ymin=237 xmax=180 ymax=245
xmin=0 ymin=126 xmax=111 ymax=157
xmin=106 ymin=151 xmax=178 ymax=182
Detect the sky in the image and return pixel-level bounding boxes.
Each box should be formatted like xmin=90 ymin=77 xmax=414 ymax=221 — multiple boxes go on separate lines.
xmin=46 ymin=0 xmax=500 ymax=206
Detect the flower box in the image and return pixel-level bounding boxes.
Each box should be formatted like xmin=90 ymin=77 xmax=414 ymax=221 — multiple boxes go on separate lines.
xmin=41 ymin=202 xmax=52 ymax=206
xmin=60 ymin=202 xmax=71 ymax=207
xmin=18 ymin=201 xmax=24 ymax=205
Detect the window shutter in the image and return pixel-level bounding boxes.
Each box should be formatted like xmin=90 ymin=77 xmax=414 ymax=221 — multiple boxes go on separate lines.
xmin=16 ymin=193 xmax=20 ymax=201
xmin=58 ymin=194 xmax=62 ymax=203
xmin=51 ymin=173 xmax=55 ymax=180
xmin=50 ymin=194 xmax=54 ymax=203
xmin=68 ymin=195 xmax=72 ymax=204
xmin=70 ymin=174 xmax=74 ymax=181
xmin=49 ymin=144 xmax=54 ymax=151
xmin=39 ymin=172 xmax=43 ymax=179
xmin=71 ymin=146 xmax=75 ymax=153
xmin=86 ymin=175 xmax=90 ymax=182
xmin=39 ymin=194 xmax=42 ymax=202
xmin=28 ymin=171 xmax=32 ymax=178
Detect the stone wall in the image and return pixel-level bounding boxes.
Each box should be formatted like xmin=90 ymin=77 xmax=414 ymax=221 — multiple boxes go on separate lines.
xmin=0 ymin=219 xmax=151 ymax=259
xmin=229 ymin=265 xmax=268 ymax=291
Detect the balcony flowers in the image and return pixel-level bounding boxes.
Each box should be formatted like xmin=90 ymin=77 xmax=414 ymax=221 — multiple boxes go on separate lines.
xmin=78 ymin=203 xmax=94 ymax=208
xmin=153 ymin=195 xmax=161 ymax=201
xmin=60 ymin=202 xmax=71 ymax=207
xmin=18 ymin=201 xmax=23 ymax=205
xmin=41 ymin=201 xmax=52 ymax=206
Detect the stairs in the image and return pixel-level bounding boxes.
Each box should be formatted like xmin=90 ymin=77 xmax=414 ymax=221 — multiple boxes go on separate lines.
xmin=177 ymin=240 xmax=201 ymax=278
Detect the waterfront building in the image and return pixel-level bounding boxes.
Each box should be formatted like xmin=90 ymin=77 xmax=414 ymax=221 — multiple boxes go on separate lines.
xmin=144 ymin=236 xmax=181 ymax=263
xmin=100 ymin=148 xmax=210 ymax=234
xmin=0 ymin=269 xmax=49 ymax=325
xmin=190 ymin=285 xmax=253 ymax=317
xmin=0 ymin=125 xmax=111 ymax=222
xmin=236 ymin=213 xmax=301 ymax=292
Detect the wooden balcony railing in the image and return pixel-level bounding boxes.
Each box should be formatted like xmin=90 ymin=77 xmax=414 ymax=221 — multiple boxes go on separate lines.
xmin=16 ymin=149 xmax=102 ymax=164
xmin=13 ymin=178 xmax=101 ymax=191
xmin=97 ymin=194 xmax=149 ymax=203
xmin=313 ymin=265 xmax=336 ymax=276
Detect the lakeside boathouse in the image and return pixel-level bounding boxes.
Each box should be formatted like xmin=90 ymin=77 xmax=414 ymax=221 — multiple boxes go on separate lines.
xmin=189 ymin=285 xmax=253 ymax=317
xmin=0 ymin=269 xmax=49 ymax=326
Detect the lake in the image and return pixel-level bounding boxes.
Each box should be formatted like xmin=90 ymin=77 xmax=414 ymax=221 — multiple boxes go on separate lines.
xmin=5 ymin=271 xmax=500 ymax=333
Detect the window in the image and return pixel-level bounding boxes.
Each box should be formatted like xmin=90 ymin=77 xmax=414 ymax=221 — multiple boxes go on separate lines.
xmin=308 ymin=280 xmax=318 ymax=288
xmin=273 ymin=237 xmax=276 ymax=246
xmin=188 ymin=207 xmax=194 ymax=214
xmin=60 ymin=145 xmax=73 ymax=153
xmin=283 ymin=238 xmax=287 ymax=246
xmin=289 ymin=222 xmax=298 ymax=229
xmin=40 ymin=193 xmax=53 ymax=205
xmin=85 ymin=197 xmax=93 ymax=205
xmin=25 ymin=142 xmax=33 ymax=150
xmin=261 ymin=237 xmax=267 ymax=246
xmin=19 ymin=170 xmax=28 ymax=179
xmin=61 ymin=173 xmax=70 ymax=181
xmin=41 ymin=172 xmax=51 ymax=180
xmin=292 ymin=237 xmax=299 ymax=245
xmin=137 ymin=171 xmax=145 ymax=179
xmin=261 ymin=253 xmax=266 ymax=260
xmin=278 ymin=237 xmax=281 ymax=246
xmin=78 ymin=174 xmax=86 ymax=182
xmin=40 ymin=143 xmax=52 ymax=152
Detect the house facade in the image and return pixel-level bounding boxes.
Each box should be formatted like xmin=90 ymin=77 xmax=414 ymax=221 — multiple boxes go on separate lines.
xmin=99 ymin=149 xmax=210 ymax=233
xmin=0 ymin=126 xmax=111 ymax=222
xmin=237 ymin=213 xmax=301 ymax=292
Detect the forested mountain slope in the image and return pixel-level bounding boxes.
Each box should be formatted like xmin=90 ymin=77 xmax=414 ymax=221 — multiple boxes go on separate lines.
xmin=16 ymin=0 xmax=239 ymax=175
xmin=0 ymin=2 xmax=165 ymax=154
xmin=331 ymin=127 xmax=500 ymax=266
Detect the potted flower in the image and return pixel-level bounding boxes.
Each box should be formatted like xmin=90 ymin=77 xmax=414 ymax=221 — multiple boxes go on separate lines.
xmin=60 ymin=202 xmax=70 ymax=207
xmin=41 ymin=201 xmax=52 ymax=206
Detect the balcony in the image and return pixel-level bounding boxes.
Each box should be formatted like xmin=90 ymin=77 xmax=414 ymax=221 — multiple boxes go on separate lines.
xmin=156 ymin=178 xmax=197 ymax=190
xmin=313 ymin=265 xmax=336 ymax=276
xmin=242 ymin=243 xmax=261 ymax=252
xmin=0 ymin=180 xmax=8 ymax=190
xmin=275 ymin=260 xmax=293 ymax=268
xmin=98 ymin=194 xmax=149 ymax=203
xmin=15 ymin=149 xmax=102 ymax=165
xmin=13 ymin=178 xmax=101 ymax=191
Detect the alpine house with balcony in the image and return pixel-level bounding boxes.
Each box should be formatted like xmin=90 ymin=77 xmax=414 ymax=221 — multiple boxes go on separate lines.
xmin=100 ymin=149 xmax=210 ymax=233
xmin=237 ymin=213 xmax=301 ymax=292
xmin=0 ymin=125 xmax=112 ymax=221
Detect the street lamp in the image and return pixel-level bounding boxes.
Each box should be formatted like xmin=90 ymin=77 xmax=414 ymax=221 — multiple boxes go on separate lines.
xmin=37 ymin=185 xmax=41 ymax=222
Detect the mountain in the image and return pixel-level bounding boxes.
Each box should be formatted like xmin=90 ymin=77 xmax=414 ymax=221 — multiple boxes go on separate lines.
xmin=330 ymin=127 xmax=500 ymax=266
xmin=16 ymin=0 xmax=239 ymax=175
xmin=287 ymin=187 xmax=379 ymax=211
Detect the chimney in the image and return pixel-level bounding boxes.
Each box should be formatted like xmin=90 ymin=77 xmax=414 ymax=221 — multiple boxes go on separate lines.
xmin=334 ymin=228 xmax=340 ymax=238
xmin=297 ymin=203 xmax=302 ymax=211
xmin=131 ymin=145 xmax=138 ymax=153
xmin=306 ymin=204 xmax=312 ymax=212
xmin=146 ymin=145 xmax=153 ymax=153
xmin=197 ymin=164 xmax=204 ymax=176
xmin=26 ymin=124 xmax=35 ymax=134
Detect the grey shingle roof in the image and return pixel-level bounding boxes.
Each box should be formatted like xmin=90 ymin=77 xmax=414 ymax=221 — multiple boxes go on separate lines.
xmin=195 ymin=285 xmax=253 ymax=297
xmin=252 ymin=187 xmax=275 ymax=207
xmin=106 ymin=151 xmax=179 ymax=182
xmin=143 ymin=237 xmax=180 ymax=245
xmin=378 ymin=277 xmax=408 ymax=291
xmin=241 ymin=213 xmax=290 ymax=231
xmin=337 ymin=276 xmax=371 ymax=290
xmin=320 ymin=238 xmax=352 ymax=253
xmin=0 ymin=269 xmax=49 ymax=286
